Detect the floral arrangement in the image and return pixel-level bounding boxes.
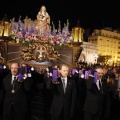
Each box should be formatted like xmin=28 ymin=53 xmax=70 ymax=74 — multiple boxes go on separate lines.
xmin=9 ymin=17 xmax=74 ymax=48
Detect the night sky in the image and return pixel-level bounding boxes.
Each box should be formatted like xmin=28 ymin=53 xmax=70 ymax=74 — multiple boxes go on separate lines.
xmin=0 ymin=0 xmax=120 ymax=30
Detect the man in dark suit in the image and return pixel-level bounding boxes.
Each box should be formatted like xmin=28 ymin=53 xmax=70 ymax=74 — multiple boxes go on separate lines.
xmin=83 ymin=66 xmax=110 ymax=120
xmin=72 ymin=68 xmax=86 ymax=120
xmin=0 ymin=58 xmax=4 ymax=120
xmin=0 ymin=58 xmax=10 ymax=88
xmin=47 ymin=64 xmax=76 ymax=120
xmin=0 ymin=62 xmax=32 ymax=120
xmin=43 ymin=64 xmax=58 ymax=120
xmin=0 ymin=58 xmax=10 ymax=120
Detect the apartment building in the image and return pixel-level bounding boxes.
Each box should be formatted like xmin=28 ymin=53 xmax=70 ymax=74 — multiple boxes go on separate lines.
xmin=88 ymin=27 xmax=120 ymax=65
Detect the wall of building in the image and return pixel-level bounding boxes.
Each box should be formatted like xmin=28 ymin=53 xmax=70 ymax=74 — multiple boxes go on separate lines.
xmin=88 ymin=28 xmax=120 ymax=65
xmin=79 ymin=42 xmax=98 ymax=64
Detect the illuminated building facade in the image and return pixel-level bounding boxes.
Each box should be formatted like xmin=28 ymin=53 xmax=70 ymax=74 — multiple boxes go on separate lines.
xmin=72 ymin=27 xmax=84 ymax=42
xmin=80 ymin=42 xmax=98 ymax=64
xmin=88 ymin=27 xmax=120 ymax=65
xmin=72 ymin=20 xmax=84 ymax=42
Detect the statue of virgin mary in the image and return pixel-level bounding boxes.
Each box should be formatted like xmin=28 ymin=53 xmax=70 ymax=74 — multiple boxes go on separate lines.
xmin=36 ymin=5 xmax=50 ymax=33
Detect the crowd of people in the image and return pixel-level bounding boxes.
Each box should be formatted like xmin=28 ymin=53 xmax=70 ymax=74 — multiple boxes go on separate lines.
xmin=0 ymin=57 xmax=120 ymax=120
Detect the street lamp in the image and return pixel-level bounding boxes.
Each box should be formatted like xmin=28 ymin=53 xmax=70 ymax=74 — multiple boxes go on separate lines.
xmin=1 ymin=14 xmax=9 ymax=37
xmin=94 ymin=54 xmax=98 ymax=63
xmin=0 ymin=14 xmax=10 ymax=64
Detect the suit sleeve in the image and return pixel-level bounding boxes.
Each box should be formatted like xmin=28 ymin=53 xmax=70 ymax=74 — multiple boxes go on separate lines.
xmin=23 ymin=77 xmax=33 ymax=91
xmin=72 ymin=72 xmax=79 ymax=79
xmin=0 ymin=79 xmax=5 ymax=106
xmin=70 ymin=79 xmax=77 ymax=119
xmin=44 ymin=74 xmax=54 ymax=89
xmin=102 ymin=83 xmax=111 ymax=119
xmin=86 ymin=76 xmax=94 ymax=90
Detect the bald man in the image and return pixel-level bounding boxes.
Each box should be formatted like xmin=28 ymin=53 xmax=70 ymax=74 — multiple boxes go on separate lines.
xmin=0 ymin=62 xmax=32 ymax=120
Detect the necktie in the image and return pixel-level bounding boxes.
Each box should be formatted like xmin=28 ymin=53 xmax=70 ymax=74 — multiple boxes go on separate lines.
xmin=12 ymin=76 xmax=16 ymax=85
xmin=11 ymin=76 xmax=16 ymax=93
xmin=13 ymin=76 xmax=17 ymax=83
xmin=99 ymin=80 xmax=103 ymax=94
xmin=62 ymin=79 xmax=66 ymax=93
xmin=14 ymin=76 xmax=17 ymax=80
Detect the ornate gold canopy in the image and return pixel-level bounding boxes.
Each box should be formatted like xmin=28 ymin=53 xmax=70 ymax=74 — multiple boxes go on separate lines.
xmin=21 ymin=41 xmax=61 ymax=62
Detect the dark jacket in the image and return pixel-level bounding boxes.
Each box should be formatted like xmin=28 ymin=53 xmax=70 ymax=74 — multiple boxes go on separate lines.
xmin=48 ymin=76 xmax=76 ymax=119
xmin=0 ymin=73 xmax=32 ymax=115
xmin=83 ymin=76 xmax=110 ymax=119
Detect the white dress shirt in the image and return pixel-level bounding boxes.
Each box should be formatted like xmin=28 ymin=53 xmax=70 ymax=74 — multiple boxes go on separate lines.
xmin=61 ymin=77 xmax=67 ymax=90
xmin=11 ymin=75 xmax=17 ymax=85
xmin=96 ymin=79 xmax=102 ymax=90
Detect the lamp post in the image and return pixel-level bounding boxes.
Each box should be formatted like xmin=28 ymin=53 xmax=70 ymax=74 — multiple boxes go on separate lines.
xmin=2 ymin=14 xmax=9 ymax=37
xmin=0 ymin=14 xmax=10 ymax=64
xmin=94 ymin=54 xmax=98 ymax=63
xmin=77 ymin=20 xmax=80 ymax=42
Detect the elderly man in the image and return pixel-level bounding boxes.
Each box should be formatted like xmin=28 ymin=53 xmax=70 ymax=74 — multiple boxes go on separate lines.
xmin=0 ymin=62 xmax=32 ymax=120
xmin=83 ymin=66 xmax=110 ymax=120
xmin=46 ymin=64 xmax=76 ymax=120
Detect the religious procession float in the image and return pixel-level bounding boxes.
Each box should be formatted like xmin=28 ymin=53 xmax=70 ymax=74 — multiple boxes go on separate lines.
xmin=0 ymin=6 xmax=83 ymax=72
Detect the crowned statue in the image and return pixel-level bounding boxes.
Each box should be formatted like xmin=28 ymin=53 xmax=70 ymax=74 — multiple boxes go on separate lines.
xmin=36 ymin=5 xmax=50 ymax=33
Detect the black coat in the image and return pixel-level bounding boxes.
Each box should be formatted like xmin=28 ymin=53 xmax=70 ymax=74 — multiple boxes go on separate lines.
xmin=49 ymin=76 xmax=76 ymax=119
xmin=83 ymin=76 xmax=110 ymax=119
xmin=0 ymin=73 xmax=32 ymax=116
